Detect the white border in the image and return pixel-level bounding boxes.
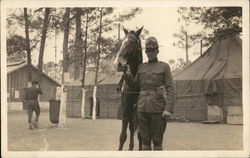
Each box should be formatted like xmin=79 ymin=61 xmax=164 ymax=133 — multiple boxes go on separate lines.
xmin=1 ymin=0 xmax=249 ymax=157
xmin=1 ymin=0 xmax=247 ymax=8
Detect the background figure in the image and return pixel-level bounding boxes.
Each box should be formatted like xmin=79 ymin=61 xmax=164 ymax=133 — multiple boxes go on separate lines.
xmin=124 ymin=37 xmax=175 ymax=150
xmin=24 ymin=80 xmax=43 ymax=130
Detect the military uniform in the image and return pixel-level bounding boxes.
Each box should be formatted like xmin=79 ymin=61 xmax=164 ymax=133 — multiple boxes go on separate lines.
xmin=137 ymin=60 xmax=175 ymax=113
xmin=24 ymin=81 xmax=43 ymax=129
xmin=124 ymin=37 xmax=175 ymax=150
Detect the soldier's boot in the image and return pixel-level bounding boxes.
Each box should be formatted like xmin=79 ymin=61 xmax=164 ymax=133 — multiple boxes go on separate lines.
xmin=28 ymin=124 xmax=33 ymax=130
xmin=33 ymin=121 xmax=38 ymax=129
xmin=142 ymin=144 xmax=152 ymax=150
xmin=153 ymin=143 xmax=163 ymax=150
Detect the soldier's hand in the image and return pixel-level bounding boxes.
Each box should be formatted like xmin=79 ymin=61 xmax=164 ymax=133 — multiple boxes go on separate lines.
xmin=123 ymin=65 xmax=131 ymax=75
xmin=162 ymin=110 xmax=172 ymax=119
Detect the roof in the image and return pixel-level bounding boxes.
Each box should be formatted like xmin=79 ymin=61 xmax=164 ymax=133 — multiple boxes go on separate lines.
xmin=173 ymin=34 xmax=242 ymax=81
xmin=85 ymin=71 xmax=123 ymax=85
xmin=63 ymin=71 xmax=122 ymax=86
xmin=7 ymin=62 xmax=61 ymax=86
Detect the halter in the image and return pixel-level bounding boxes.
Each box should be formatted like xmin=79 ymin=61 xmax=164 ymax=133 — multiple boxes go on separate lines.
xmin=126 ymin=33 xmax=142 ymax=67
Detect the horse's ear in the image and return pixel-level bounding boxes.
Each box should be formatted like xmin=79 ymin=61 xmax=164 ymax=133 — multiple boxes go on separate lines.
xmin=135 ymin=26 xmax=143 ymax=37
xmin=123 ymin=27 xmax=129 ymax=35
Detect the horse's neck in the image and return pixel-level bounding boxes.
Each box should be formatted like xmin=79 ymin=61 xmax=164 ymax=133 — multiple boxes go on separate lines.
xmin=129 ymin=57 xmax=140 ymax=76
xmin=129 ymin=63 xmax=138 ymax=77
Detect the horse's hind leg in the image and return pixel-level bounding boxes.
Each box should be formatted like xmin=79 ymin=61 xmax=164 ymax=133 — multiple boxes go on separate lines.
xmin=118 ymin=119 xmax=128 ymax=151
xmin=128 ymin=119 xmax=135 ymax=150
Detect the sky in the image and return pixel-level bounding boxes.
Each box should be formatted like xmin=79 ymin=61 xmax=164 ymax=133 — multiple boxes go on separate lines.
xmin=7 ymin=7 xmax=205 ymax=65
xmin=120 ymin=7 xmax=203 ymax=63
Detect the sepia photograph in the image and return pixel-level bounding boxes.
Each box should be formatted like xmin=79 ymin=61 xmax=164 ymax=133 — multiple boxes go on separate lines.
xmin=1 ymin=0 xmax=249 ymax=158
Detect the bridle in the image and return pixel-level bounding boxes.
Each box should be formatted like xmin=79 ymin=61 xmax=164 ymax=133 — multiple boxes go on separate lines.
xmin=125 ymin=33 xmax=142 ymax=67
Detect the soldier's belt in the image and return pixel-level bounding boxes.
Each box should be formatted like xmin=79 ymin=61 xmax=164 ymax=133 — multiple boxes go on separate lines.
xmin=140 ymin=85 xmax=164 ymax=95
xmin=28 ymin=99 xmax=38 ymax=101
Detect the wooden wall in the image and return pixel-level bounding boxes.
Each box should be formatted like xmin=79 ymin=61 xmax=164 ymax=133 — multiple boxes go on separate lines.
xmin=66 ymin=84 xmax=121 ymax=119
xmin=66 ymin=86 xmax=82 ymax=117
xmin=85 ymin=84 xmax=121 ymax=119
xmin=173 ymin=95 xmax=208 ymax=121
xmin=7 ymin=66 xmax=58 ymax=103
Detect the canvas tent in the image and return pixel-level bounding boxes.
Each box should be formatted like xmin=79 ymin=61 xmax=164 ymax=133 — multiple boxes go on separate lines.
xmin=173 ymin=34 xmax=242 ymax=123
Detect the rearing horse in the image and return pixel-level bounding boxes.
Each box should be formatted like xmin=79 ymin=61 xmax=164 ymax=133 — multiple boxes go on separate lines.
xmin=114 ymin=27 xmax=143 ymax=151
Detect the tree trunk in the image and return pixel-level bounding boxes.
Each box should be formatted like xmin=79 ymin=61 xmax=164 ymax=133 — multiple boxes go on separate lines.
xmin=24 ymin=8 xmax=32 ymax=81
xmin=200 ymin=40 xmax=203 ymax=56
xmin=74 ymin=8 xmax=83 ymax=80
xmin=185 ymin=32 xmax=189 ymax=62
xmin=59 ymin=8 xmax=70 ymax=128
xmin=81 ymin=11 xmax=89 ymax=119
xmin=38 ymin=8 xmax=50 ymax=73
xmin=62 ymin=8 xmax=70 ymax=78
xmin=92 ymin=8 xmax=103 ymax=120
xmin=82 ymin=11 xmax=89 ymax=88
xmin=118 ymin=23 xmax=120 ymax=41
xmin=92 ymin=86 xmax=97 ymax=120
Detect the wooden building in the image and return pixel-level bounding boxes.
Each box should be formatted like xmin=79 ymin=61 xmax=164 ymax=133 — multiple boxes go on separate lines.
xmin=7 ymin=62 xmax=61 ymax=111
xmin=65 ymin=71 xmax=122 ymax=119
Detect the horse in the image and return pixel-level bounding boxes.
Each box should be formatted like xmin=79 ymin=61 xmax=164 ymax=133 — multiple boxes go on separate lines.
xmin=114 ymin=27 xmax=143 ymax=151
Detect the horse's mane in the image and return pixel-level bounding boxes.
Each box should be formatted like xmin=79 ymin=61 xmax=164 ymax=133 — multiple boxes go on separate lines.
xmin=137 ymin=36 xmax=143 ymax=64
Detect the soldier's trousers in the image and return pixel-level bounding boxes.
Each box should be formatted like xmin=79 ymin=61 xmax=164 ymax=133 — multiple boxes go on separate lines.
xmin=27 ymin=100 xmax=40 ymax=124
xmin=137 ymin=112 xmax=167 ymax=150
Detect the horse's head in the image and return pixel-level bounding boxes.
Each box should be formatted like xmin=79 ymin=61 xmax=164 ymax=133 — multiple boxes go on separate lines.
xmin=114 ymin=27 xmax=143 ymax=73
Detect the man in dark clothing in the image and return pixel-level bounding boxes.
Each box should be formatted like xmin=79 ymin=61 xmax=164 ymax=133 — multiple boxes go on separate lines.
xmin=124 ymin=37 xmax=175 ymax=150
xmin=24 ymin=80 xmax=43 ymax=130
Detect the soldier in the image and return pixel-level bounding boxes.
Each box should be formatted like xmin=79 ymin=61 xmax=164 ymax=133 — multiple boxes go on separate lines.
xmin=24 ymin=79 xmax=43 ymax=130
xmin=124 ymin=37 xmax=175 ymax=150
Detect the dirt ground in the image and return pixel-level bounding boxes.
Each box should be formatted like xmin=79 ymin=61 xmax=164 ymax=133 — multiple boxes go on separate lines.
xmin=7 ymin=111 xmax=243 ymax=151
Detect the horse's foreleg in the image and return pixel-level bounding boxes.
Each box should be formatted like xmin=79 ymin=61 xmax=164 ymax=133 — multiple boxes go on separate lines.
xmin=138 ymin=133 xmax=142 ymax=151
xmin=128 ymin=120 xmax=135 ymax=150
xmin=119 ymin=119 xmax=128 ymax=151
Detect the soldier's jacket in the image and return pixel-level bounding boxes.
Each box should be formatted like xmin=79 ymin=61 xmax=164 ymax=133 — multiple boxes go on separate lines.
xmin=125 ymin=59 xmax=175 ymax=113
xmin=24 ymin=85 xmax=43 ymax=101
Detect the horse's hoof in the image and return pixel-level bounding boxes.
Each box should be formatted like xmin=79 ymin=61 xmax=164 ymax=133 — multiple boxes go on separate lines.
xmin=128 ymin=146 xmax=134 ymax=151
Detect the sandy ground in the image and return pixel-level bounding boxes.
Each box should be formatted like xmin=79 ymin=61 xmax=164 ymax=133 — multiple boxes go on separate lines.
xmin=6 ymin=111 xmax=243 ymax=151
